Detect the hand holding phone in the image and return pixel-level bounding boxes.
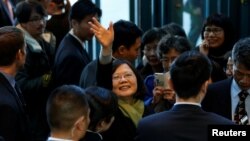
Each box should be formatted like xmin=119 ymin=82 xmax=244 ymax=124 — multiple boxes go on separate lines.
xmin=154 ymin=73 xmax=167 ymax=88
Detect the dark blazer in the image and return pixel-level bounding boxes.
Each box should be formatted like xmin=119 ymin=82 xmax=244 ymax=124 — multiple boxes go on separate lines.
xmin=0 ymin=73 xmax=31 ymax=141
xmin=135 ymin=104 xmax=234 ymax=141
xmin=201 ymin=78 xmax=233 ymax=120
xmin=102 ymin=109 xmax=137 ymax=141
xmin=80 ymin=130 xmax=103 ymax=141
xmin=79 ymin=59 xmax=98 ymax=88
xmin=53 ymin=33 xmax=91 ymax=88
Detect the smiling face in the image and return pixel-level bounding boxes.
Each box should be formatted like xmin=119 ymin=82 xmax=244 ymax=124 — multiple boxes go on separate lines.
xmin=112 ymin=64 xmax=137 ymax=101
xmin=203 ymin=25 xmax=225 ymax=48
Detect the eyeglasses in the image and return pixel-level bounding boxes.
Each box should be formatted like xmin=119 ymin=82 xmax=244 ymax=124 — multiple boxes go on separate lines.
xmin=112 ymin=72 xmax=134 ymax=81
xmin=204 ymin=27 xmax=223 ymax=35
xmin=29 ymin=16 xmax=48 ymax=24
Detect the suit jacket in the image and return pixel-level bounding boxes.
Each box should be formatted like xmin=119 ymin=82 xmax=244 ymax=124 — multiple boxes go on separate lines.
xmin=53 ymin=33 xmax=91 ymax=88
xmin=135 ymin=104 xmax=234 ymax=141
xmin=79 ymin=59 xmax=113 ymax=89
xmin=0 ymin=73 xmax=31 ymax=141
xmin=79 ymin=59 xmax=98 ymax=88
xmin=102 ymin=109 xmax=137 ymax=141
xmin=80 ymin=130 xmax=102 ymax=141
xmin=201 ymin=78 xmax=233 ymax=120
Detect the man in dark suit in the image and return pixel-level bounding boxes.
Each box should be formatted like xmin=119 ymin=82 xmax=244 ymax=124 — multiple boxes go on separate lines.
xmin=0 ymin=26 xmax=32 ymax=141
xmin=135 ymin=51 xmax=234 ymax=141
xmin=53 ymin=0 xmax=101 ymax=88
xmin=202 ymin=37 xmax=250 ymax=125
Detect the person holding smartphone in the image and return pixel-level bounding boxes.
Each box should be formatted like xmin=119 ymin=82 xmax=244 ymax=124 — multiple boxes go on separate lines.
xmin=144 ymin=34 xmax=191 ymax=113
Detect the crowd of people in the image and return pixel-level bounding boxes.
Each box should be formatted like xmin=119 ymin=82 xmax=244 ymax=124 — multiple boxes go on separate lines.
xmin=0 ymin=0 xmax=250 ymax=141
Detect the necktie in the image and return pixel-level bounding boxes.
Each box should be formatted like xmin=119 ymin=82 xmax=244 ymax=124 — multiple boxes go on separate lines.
xmin=234 ymin=91 xmax=249 ymax=125
xmin=3 ymin=0 xmax=14 ymax=23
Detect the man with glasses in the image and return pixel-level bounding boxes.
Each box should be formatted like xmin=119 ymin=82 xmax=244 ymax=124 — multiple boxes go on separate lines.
xmin=15 ymin=1 xmax=55 ymax=140
xmin=202 ymin=37 xmax=250 ymax=125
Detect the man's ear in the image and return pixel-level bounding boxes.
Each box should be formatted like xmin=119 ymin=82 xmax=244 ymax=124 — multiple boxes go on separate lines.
xmin=117 ymin=45 xmax=127 ymax=55
xmin=74 ymin=116 xmax=85 ymax=131
xmin=16 ymin=48 xmax=25 ymax=60
xmin=202 ymin=80 xmax=209 ymax=94
xmin=71 ymin=19 xmax=78 ymax=28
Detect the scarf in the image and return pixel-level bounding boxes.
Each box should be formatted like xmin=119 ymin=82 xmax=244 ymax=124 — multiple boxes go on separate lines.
xmin=118 ymin=99 xmax=144 ymax=127
xmin=16 ymin=24 xmax=42 ymax=53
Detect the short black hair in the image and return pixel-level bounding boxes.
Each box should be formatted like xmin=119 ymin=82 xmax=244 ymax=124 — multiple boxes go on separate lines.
xmin=112 ymin=20 xmax=143 ymax=52
xmin=157 ymin=34 xmax=191 ymax=59
xmin=170 ymin=51 xmax=212 ymax=99
xmin=84 ymin=86 xmax=118 ymax=131
xmin=16 ymin=0 xmax=47 ymax=23
xmin=46 ymin=85 xmax=89 ymax=131
xmin=69 ymin=0 xmax=102 ymax=22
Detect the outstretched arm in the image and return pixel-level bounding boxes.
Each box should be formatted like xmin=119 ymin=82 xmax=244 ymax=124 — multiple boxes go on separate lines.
xmin=88 ymin=17 xmax=114 ymax=89
xmin=88 ymin=17 xmax=114 ymax=54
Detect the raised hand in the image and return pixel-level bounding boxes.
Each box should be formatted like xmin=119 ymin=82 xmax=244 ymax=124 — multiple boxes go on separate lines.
xmin=88 ymin=17 xmax=114 ymax=51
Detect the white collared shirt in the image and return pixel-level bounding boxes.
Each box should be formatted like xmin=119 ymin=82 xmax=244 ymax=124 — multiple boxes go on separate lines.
xmin=69 ymin=29 xmax=87 ymax=51
xmin=47 ymin=137 xmax=73 ymax=141
xmin=174 ymin=102 xmax=201 ymax=107
xmin=230 ymin=79 xmax=250 ymax=120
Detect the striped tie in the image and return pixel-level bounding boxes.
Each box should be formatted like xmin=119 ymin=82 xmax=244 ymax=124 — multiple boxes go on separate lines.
xmin=234 ymin=91 xmax=249 ymax=125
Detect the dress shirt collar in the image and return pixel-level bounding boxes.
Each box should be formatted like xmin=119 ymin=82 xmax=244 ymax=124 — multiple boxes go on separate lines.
xmin=69 ymin=29 xmax=86 ymax=49
xmin=0 ymin=71 xmax=15 ymax=88
xmin=47 ymin=137 xmax=73 ymax=141
xmin=232 ymin=78 xmax=250 ymax=98
xmin=174 ymin=102 xmax=201 ymax=107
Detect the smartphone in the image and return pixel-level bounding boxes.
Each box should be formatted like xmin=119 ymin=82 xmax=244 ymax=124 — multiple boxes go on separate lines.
xmin=154 ymin=73 xmax=166 ymax=87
